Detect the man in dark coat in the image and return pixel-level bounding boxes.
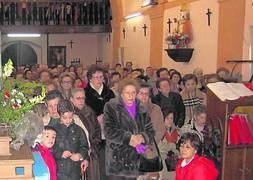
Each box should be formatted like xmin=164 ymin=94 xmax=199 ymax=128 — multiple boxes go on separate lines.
xmin=84 ymin=65 xmax=115 ymax=180
xmin=152 ymin=78 xmax=185 ymax=128
xmin=71 ymin=88 xmax=101 ymax=180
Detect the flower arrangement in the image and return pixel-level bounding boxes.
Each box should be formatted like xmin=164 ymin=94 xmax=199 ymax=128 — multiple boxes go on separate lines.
xmin=166 ymin=32 xmax=191 ymax=49
xmin=0 ymin=59 xmax=46 ymax=137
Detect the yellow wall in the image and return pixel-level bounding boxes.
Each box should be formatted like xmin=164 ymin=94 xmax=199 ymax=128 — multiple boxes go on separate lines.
xmin=120 ymin=15 xmax=151 ymax=68
xmin=110 ymin=0 xmax=251 ymax=79
xmin=162 ymin=0 xmax=219 ymax=75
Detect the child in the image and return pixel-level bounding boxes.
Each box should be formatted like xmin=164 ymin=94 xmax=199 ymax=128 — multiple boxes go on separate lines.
xmin=32 ymin=125 xmax=57 ymax=180
xmin=53 ymin=99 xmax=89 ymax=180
xmin=159 ymin=109 xmax=180 ymax=180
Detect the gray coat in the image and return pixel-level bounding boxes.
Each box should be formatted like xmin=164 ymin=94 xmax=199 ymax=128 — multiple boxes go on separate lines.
xmin=104 ymin=97 xmax=154 ymax=177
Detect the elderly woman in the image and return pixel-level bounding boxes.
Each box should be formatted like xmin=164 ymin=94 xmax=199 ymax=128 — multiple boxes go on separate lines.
xmin=175 ymin=132 xmax=218 ymax=180
xmin=104 ymin=77 xmax=154 ymax=180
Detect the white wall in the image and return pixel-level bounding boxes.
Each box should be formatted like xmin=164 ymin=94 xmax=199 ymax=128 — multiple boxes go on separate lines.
xmin=120 ymin=15 xmax=150 ymax=68
xmin=1 ymin=33 xmax=111 ymax=67
xmin=242 ymin=0 xmax=253 ymax=81
xmin=162 ymin=0 xmax=219 ymax=75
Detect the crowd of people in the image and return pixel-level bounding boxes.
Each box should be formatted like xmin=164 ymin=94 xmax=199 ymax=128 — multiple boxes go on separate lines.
xmin=11 ymin=61 xmax=252 ymax=180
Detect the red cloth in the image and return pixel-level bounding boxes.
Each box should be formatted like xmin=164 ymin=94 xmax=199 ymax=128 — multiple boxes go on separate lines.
xmin=228 ymin=114 xmax=253 ymax=145
xmin=35 ymin=144 xmax=57 ymax=180
xmin=175 ymin=154 xmax=218 ymax=180
xmin=244 ymin=82 xmax=253 ymax=92
xmin=164 ymin=129 xmax=178 ymax=143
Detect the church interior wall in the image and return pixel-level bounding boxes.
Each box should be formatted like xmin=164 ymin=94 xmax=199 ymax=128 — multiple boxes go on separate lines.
xmin=2 ymin=33 xmax=111 ymax=67
xmin=120 ymin=15 xmax=151 ymax=68
xmin=162 ymin=0 xmax=219 ymax=75
xmin=242 ymin=0 xmax=253 ymax=81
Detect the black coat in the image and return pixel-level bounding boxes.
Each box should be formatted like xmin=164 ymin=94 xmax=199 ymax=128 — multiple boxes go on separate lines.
xmin=104 ymin=97 xmax=155 ymax=177
xmin=152 ymin=92 xmax=185 ymax=128
xmin=53 ymin=123 xmax=89 ymax=180
xmin=85 ymin=83 xmax=115 ymax=116
xmin=74 ymin=105 xmax=101 ymax=180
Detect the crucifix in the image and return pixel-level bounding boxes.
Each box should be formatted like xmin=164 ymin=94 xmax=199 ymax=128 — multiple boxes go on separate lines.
xmin=206 ymin=8 xmax=212 ymax=26
xmin=69 ymin=40 xmax=74 ymax=49
xmin=167 ymin=18 xmax=172 ymax=33
xmin=142 ymin=24 xmax=147 ymax=36
xmin=122 ymin=28 xmax=126 ymax=39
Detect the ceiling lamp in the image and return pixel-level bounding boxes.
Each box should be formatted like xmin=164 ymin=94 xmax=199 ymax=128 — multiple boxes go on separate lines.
xmin=141 ymin=0 xmax=158 ymax=7
xmin=7 ymin=34 xmax=41 ymax=37
xmin=125 ymin=13 xmax=142 ymax=20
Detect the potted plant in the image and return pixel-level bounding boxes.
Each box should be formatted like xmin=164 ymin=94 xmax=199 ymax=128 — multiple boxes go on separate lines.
xmin=0 ymin=59 xmax=46 ymax=155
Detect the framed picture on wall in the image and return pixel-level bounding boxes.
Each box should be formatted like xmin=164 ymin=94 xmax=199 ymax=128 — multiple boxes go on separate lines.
xmin=48 ymin=46 xmax=66 ymax=67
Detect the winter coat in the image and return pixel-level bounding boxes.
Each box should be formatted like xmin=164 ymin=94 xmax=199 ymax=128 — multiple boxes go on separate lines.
xmin=74 ymin=105 xmax=101 ymax=180
xmin=152 ymin=92 xmax=185 ymax=128
xmin=142 ymin=99 xmax=166 ymax=142
xmin=104 ymin=97 xmax=155 ymax=177
xmin=175 ymin=154 xmax=218 ymax=180
xmin=85 ymin=83 xmax=115 ymax=116
xmin=53 ymin=123 xmax=89 ymax=180
xmin=180 ymin=88 xmax=207 ymax=123
xmin=32 ymin=144 xmax=56 ymax=180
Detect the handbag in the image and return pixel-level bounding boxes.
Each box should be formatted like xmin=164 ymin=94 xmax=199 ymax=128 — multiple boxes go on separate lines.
xmin=165 ymin=151 xmax=179 ymax=171
xmin=138 ymin=139 xmax=163 ymax=172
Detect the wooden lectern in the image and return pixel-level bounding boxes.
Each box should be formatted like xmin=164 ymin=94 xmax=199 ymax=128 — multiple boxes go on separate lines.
xmin=207 ymin=86 xmax=253 ymax=180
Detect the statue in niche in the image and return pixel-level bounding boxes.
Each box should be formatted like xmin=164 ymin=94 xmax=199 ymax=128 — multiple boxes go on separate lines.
xmin=32 ymin=1 xmax=37 ymax=25
xmin=0 ymin=2 xmax=3 ymax=25
xmin=66 ymin=2 xmax=71 ymax=25
xmin=4 ymin=3 xmax=10 ymax=25
xmin=27 ymin=2 xmax=32 ymax=25
xmin=21 ymin=1 xmax=27 ymax=25
xmin=10 ymin=2 xmax=15 ymax=25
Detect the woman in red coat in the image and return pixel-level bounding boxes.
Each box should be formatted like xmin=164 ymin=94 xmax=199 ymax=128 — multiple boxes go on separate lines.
xmin=175 ymin=132 xmax=218 ymax=180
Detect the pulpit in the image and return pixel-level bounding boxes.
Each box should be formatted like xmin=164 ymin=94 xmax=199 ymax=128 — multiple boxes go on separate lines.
xmin=207 ymin=86 xmax=253 ymax=180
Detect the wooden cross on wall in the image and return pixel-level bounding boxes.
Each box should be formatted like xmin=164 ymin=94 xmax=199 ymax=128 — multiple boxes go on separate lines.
xmin=167 ymin=18 xmax=172 ymax=33
xmin=206 ymin=8 xmax=212 ymax=26
xmin=69 ymin=40 xmax=74 ymax=49
xmin=142 ymin=24 xmax=147 ymax=36
xmin=122 ymin=28 xmax=126 ymax=39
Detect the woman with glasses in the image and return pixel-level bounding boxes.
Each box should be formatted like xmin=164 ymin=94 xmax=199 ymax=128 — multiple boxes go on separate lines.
xmin=58 ymin=72 xmax=74 ymax=99
xmin=85 ymin=65 xmax=115 ymax=180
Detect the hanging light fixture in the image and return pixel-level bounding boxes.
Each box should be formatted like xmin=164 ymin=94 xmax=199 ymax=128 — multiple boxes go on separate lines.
xmin=141 ymin=0 xmax=158 ymax=7
xmin=7 ymin=34 xmax=41 ymax=37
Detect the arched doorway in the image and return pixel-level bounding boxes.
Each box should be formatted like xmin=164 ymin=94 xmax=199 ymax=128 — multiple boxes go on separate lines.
xmin=2 ymin=42 xmax=37 ymax=67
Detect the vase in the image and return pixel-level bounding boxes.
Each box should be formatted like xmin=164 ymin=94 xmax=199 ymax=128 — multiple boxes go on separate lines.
xmin=0 ymin=123 xmax=12 ymax=156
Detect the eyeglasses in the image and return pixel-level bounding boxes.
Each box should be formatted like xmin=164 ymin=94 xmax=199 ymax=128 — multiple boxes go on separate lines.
xmin=92 ymin=76 xmax=104 ymax=79
xmin=62 ymin=81 xmax=72 ymax=84
xmin=138 ymin=92 xmax=149 ymax=96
